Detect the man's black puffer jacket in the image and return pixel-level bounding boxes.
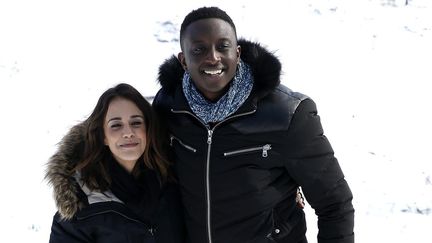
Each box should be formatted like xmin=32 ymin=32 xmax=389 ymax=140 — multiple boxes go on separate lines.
xmin=153 ymin=39 xmax=354 ymax=243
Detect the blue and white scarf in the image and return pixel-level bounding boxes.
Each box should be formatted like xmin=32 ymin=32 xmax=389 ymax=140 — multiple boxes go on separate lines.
xmin=182 ymin=60 xmax=254 ymax=124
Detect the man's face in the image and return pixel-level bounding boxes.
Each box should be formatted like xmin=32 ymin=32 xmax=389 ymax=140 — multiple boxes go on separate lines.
xmin=178 ymin=18 xmax=241 ymax=101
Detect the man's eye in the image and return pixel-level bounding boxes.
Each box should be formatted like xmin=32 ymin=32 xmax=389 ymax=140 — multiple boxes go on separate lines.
xmin=218 ymin=43 xmax=231 ymax=51
xmin=192 ymin=47 xmax=204 ymax=54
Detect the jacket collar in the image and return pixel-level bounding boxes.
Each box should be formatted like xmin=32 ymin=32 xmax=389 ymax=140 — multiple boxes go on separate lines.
xmin=45 ymin=122 xmax=125 ymax=220
xmin=169 ymin=82 xmax=258 ymax=123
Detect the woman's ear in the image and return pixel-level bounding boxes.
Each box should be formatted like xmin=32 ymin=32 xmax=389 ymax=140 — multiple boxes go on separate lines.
xmin=177 ymin=52 xmax=188 ymax=71
xmin=236 ymin=45 xmax=241 ymax=64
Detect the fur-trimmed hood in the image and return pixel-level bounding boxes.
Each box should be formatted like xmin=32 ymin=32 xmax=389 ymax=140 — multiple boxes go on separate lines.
xmin=157 ymin=39 xmax=282 ymax=97
xmin=45 ymin=122 xmax=87 ymax=220
xmin=45 ymin=122 xmax=124 ymax=220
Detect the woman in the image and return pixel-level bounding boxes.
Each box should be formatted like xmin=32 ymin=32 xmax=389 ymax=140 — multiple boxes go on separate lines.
xmin=45 ymin=83 xmax=185 ymax=243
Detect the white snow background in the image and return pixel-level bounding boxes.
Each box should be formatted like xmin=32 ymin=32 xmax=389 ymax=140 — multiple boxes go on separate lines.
xmin=0 ymin=0 xmax=431 ymax=242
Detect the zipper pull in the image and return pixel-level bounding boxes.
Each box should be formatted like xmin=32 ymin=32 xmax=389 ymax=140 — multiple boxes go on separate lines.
xmin=170 ymin=135 xmax=174 ymax=146
xmin=148 ymin=226 xmax=157 ymax=236
xmin=262 ymin=144 xmax=272 ymax=157
xmin=207 ymin=130 xmax=213 ymax=144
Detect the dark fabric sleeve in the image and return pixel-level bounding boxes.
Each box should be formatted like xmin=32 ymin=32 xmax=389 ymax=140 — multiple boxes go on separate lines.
xmin=49 ymin=213 xmax=90 ymax=243
xmin=152 ymin=88 xmax=177 ymax=166
xmin=154 ymin=183 xmax=187 ymax=243
xmin=152 ymin=88 xmax=169 ymax=113
xmin=284 ymin=98 xmax=355 ymax=243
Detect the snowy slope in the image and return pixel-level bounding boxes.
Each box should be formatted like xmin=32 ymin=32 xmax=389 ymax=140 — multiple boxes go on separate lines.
xmin=0 ymin=0 xmax=430 ymax=242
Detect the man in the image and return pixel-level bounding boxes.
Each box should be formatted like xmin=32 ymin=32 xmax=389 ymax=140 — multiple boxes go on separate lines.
xmin=153 ymin=6 xmax=354 ymax=243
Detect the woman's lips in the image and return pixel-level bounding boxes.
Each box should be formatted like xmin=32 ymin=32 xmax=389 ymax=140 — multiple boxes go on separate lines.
xmin=120 ymin=142 xmax=139 ymax=148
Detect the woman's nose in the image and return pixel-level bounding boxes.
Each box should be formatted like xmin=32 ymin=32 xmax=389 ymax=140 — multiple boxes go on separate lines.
xmin=122 ymin=126 xmax=134 ymax=138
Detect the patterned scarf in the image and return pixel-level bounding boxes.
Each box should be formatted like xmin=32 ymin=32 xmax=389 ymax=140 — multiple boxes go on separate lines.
xmin=182 ymin=60 xmax=254 ymax=124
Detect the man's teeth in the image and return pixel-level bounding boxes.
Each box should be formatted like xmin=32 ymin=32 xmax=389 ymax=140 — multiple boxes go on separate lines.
xmin=204 ymin=70 xmax=222 ymax=75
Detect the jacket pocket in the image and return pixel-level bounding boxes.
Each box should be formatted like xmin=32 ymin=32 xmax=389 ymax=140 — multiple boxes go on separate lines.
xmin=267 ymin=207 xmax=306 ymax=242
xmin=170 ymin=135 xmax=197 ymax=153
xmin=265 ymin=209 xmax=278 ymax=242
xmin=223 ymin=144 xmax=272 ymax=158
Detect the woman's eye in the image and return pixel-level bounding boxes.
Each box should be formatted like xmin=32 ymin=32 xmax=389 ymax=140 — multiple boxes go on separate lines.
xmin=131 ymin=121 xmax=143 ymax=127
xmin=130 ymin=119 xmax=144 ymax=127
xmin=110 ymin=123 xmax=122 ymax=129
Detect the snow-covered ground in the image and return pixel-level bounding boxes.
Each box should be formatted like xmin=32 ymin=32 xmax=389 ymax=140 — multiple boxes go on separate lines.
xmin=0 ymin=0 xmax=431 ymax=242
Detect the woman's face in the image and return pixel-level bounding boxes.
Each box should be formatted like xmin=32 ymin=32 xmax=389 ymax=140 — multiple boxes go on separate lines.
xmin=103 ymin=97 xmax=147 ymax=172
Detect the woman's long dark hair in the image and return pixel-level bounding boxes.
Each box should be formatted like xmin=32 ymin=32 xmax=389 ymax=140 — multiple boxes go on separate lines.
xmin=75 ymin=83 xmax=170 ymax=191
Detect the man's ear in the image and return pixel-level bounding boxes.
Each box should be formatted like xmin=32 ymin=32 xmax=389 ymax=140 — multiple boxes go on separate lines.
xmin=177 ymin=52 xmax=187 ymax=71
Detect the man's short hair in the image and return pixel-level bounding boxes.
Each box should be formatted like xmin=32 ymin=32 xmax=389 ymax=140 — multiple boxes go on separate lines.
xmin=180 ymin=6 xmax=237 ymax=47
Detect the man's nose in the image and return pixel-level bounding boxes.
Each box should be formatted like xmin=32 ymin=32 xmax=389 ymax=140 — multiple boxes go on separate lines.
xmin=206 ymin=47 xmax=221 ymax=63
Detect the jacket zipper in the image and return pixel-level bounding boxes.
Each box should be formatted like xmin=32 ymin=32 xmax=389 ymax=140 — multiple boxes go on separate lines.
xmin=223 ymin=144 xmax=272 ymax=158
xmin=205 ymin=129 xmax=213 ymax=243
xmin=171 ymin=108 xmax=256 ymax=243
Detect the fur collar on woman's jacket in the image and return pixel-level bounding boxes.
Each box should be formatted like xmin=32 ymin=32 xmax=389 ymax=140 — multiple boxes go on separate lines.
xmin=157 ymin=39 xmax=282 ymax=98
xmin=45 ymin=122 xmax=87 ymax=220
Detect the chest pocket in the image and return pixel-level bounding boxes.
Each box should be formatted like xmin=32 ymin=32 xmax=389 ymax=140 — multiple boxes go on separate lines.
xmin=170 ymin=135 xmax=197 ymax=153
xmin=223 ymin=144 xmax=272 ymax=158
xmin=222 ymin=143 xmax=283 ymax=173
